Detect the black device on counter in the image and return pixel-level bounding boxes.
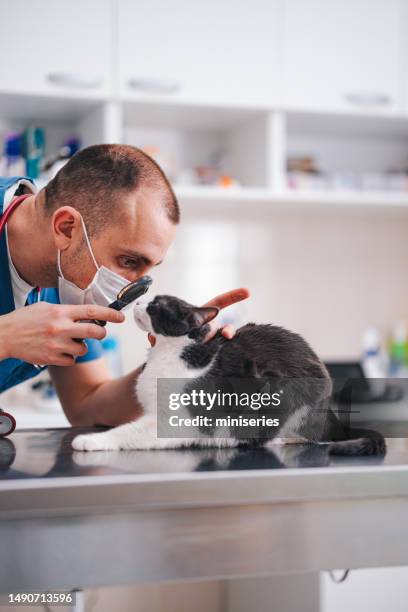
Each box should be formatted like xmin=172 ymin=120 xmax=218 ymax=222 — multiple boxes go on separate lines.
xmin=324 ymin=361 xmax=404 ymax=403
xmin=94 ymin=275 xmax=153 ymax=326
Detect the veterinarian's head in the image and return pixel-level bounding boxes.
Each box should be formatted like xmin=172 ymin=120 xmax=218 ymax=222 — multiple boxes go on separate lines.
xmin=38 ymin=144 xmax=179 ymax=293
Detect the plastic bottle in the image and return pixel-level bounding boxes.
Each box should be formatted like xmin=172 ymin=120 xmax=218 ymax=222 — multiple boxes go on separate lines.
xmin=23 ymin=127 xmax=45 ymax=179
xmin=2 ymin=133 xmax=25 ymax=176
xmin=389 ymin=321 xmax=408 ymax=377
xmin=362 ymin=327 xmax=386 ymax=398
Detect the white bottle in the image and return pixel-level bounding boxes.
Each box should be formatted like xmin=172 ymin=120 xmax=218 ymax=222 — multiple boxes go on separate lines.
xmin=389 ymin=320 xmax=408 ymax=378
xmin=362 ymin=327 xmax=386 ymax=398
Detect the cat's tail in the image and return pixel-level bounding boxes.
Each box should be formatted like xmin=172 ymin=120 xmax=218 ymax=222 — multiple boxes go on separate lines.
xmin=324 ymin=409 xmax=386 ymax=456
xmin=327 ymin=426 xmax=386 ymax=456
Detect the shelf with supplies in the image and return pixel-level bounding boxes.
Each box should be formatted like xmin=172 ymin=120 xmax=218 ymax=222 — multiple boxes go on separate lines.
xmin=122 ymin=102 xmax=275 ymax=194
xmin=121 ymin=100 xmax=408 ymax=214
xmin=2 ymin=90 xmax=408 ymax=217
xmin=0 ymin=95 xmax=120 ymax=182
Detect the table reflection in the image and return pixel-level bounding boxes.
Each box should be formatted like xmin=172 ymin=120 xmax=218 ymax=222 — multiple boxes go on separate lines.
xmin=0 ymin=427 xmax=395 ymax=481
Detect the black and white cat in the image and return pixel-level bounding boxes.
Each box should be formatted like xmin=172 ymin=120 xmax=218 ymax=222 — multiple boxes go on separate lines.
xmin=72 ymin=295 xmax=386 ymax=455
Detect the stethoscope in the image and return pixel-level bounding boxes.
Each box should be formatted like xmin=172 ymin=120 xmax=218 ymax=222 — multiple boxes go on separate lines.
xmin=0 ymin=194 xmax=35 ymax=437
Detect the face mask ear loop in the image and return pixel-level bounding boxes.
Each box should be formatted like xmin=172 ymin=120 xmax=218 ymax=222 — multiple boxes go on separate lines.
xmin=57 ymin=250 xmax=65 ymax=279
xmin=80 ymin=215 xmax=99 ymax=271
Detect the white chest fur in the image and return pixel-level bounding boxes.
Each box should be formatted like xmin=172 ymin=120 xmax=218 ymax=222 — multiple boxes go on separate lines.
xmin=135 ymin=335 xmax=214 ymax=416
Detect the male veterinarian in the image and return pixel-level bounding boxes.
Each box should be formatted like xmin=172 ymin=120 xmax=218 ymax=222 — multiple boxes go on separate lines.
xmin=0 ymin=145 xmax=249 ymax=429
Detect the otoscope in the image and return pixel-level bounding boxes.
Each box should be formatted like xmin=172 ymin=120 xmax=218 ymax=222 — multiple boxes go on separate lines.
xmin=73 ymin=275 xmax=152 ymax=344
xmin=93 ymin=275 xmax=153 ymax=326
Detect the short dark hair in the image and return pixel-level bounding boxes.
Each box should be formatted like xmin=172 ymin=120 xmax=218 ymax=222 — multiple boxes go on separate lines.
xmin=44 ymin=144 xmax=180 ymax=233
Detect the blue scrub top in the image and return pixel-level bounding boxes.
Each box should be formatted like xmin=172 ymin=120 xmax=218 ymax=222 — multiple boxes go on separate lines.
xmin=0 ymin=176 xmax=103 ymax=394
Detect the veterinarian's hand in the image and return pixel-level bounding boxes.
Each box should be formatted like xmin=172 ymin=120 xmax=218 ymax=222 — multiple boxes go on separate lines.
xmin=147 ymin=288 xmax=250 ymax=346
xmin=203 ymin=287 xmax=250 ymax=341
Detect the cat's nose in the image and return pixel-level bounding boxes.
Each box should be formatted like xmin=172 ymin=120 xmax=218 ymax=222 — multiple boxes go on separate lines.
xmin=134 ymin=297 xmax=148 ymax=307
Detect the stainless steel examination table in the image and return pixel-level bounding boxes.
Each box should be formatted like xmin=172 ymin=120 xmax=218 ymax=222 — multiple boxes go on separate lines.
xmin=1 ymin=427 xmax=408 ymax=602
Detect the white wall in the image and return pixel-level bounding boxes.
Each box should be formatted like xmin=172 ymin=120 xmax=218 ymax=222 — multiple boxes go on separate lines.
xmin=113 ymin=209 xmax=408 ymax=374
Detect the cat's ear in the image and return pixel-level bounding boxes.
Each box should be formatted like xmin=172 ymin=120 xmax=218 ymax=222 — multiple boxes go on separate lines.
xmin=188 ymin=306 xmax=219 ymax=329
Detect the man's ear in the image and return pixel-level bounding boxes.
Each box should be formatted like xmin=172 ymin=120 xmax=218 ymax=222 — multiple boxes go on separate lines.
xmin=188 ymin=306 xmax=219 ymax=329
xmin=52 ymin=206 xmax=82 ymax=250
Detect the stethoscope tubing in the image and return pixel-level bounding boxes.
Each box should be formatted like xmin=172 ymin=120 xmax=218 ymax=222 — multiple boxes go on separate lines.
xmin=0 ymin=195 xmax=41 ymax=436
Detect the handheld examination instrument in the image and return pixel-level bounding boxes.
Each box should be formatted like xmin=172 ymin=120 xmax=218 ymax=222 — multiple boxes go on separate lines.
xmin=93 ymin=275 xmax=153 ymax=326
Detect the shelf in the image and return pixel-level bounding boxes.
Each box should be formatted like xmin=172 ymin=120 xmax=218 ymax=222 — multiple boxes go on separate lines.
xmin=2 ymin=90 xmax=408 ymax=132
xmin=175 ymin=186 xmax=408 ymax=213
xmin=0 ymin=90 xmax=407 ymax=216
xmin=277 ymin=190 xmax=408 ymax=211
xmin=0 ymin=92 xmax=104 ymax=124
xmin=174 ymin=186 xmax=272 ymax=216
xmin=286 ymin=108 xmax=408 ymax=139
xmin=123 ymin=97 xmax=408 ymax=135
xmin=175 ymin=186 xmax=273 ymax=204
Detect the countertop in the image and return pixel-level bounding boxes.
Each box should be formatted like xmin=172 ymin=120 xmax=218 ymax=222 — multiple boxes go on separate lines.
xmin=1 ymin=427 xmax=408 ymax=516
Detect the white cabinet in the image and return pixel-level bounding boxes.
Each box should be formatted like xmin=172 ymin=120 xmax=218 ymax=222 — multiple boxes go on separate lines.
xmin=0 ymin=0 xmax=112 ymax=98
xmin=282 ymin=0 xmax=402 ymax=113
xmin=402 ymin=0 xmax=408 ymax=112
xmin=118 ymin=0 xmax=283 ymax=107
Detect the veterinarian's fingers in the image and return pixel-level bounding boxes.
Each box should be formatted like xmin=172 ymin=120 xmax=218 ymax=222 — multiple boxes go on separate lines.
xmin=203 ymin=321 xmax=235 ymax=342
xmin=221 ymin=324 xmax=235 ymax=339
xmin=202 ymin=288 xmax=250 ymax=311
xmin=148 ymin=333 xmax=156 ymax=347
xmin=203 ymin=321 xmax=218 ymax=342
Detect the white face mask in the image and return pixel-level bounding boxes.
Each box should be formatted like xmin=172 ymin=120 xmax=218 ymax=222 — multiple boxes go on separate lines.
xmin=57 ymin=216 xmax=129 ymax=307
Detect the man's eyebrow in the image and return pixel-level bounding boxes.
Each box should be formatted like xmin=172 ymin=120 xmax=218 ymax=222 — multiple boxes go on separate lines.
xmin=122 ymin=250 xmax=152 ymax=266
xmin=122 ymin=250 xmax=163 ymax=266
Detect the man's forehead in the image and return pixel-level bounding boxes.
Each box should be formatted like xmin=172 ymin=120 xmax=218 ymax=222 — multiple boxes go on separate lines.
xmin=119 ymin=185 xmax=171 ymax=225
xmin=112 ymin=188 xmax=176 ymax=262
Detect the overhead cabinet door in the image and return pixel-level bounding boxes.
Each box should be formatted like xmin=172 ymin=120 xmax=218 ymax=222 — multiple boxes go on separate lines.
xmin=0 ymin=0 xmax=112 ymax=98
xmin=283 ymin=0 xmax=402 ymax=113
xmin=118 ymin=0 xmax=283 ymax=107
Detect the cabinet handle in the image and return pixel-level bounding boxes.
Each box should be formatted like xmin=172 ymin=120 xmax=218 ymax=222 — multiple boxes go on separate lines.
xmin=47 ymin=73 xmax=103 ymax=89
xmin=127 ymin=77 xmax=181 ymax=94
xmin=345 ymin=91 xmax=392 ymax=107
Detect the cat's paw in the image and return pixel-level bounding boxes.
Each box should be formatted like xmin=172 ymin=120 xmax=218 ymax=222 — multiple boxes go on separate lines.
xmin=72 ymin=433 xmax=119 ymax=452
